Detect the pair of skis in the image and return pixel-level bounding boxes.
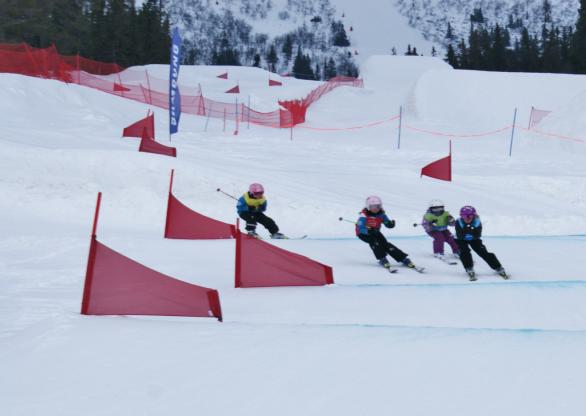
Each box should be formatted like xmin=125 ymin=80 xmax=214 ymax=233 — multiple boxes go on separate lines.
xmin=468 ymin=270 xmax=510 ymax=281
xmin=247 ymin=233 xmax=308 ymax=241
xmin=382 ymin=263 xmax=425 ymax=274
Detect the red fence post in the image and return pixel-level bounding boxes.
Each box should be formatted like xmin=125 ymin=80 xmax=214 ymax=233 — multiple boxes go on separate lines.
xmin=81 ymin=192 xmax=102 ymax=314
xmin=235 ymin=220 xmax=242 ymax=288
xmin=145 ymin=69 xmax=153 ymax=104
xmin=164 ymin=169 xmax=174 ymax=238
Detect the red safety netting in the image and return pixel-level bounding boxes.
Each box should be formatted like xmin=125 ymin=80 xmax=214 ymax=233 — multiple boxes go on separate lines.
xmin=279 ymin=76 xmax=364 ymax=125
xmin=235 ymin=230 xmax=334 ymax=288
xmin=122 ymin=110 xmax=155 ymax=138
xmin=139 ymin=128 xmax=176 ymax=157
xmin=528 ymin=106 xmax=552 ymax=129
xmin=81 ymin=238 xmax=222 ymax=319
xmin=0 ymin=43 xmax=363 ymax=129
xmin=164 ymin=170 xmax=236 ymax=239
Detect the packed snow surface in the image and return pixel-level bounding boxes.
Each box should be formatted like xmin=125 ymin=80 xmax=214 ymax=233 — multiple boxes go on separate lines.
xmin=1 ymin=57 xmax=586 ymax=415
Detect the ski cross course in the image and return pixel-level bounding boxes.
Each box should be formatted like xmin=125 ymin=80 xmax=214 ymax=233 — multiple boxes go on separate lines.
xmin=1 ymin=53 xmax=585 ymax=415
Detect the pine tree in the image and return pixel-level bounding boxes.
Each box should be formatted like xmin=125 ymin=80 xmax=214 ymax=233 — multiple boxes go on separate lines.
xmin=543 ymin=0 xmax=552 ymax=24
xmin=446 ymin=22 xmax=454 ymax=40
xmin=266 ymin=44 xmax=278 ymax=72
xmin=292 ymin=46 xmax=314 ymax=80
xmin=323 ymin=57 xmax=337 ymax=79
xmin=331 ymin=21 xmax=350 ymax=47
xmin=571 ymin=0 xmax=586 ymax=72
xmin=445 ymin=44 xmax=458 ymax=67
xmin=282 ymin=34 xmax=293 ymax=62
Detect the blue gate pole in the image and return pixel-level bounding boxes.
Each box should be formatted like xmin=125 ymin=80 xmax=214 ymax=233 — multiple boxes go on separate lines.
xmin=397 ymin=105 xmax=403 ymax=150
xmin=509 ymin=107 xmax=517 ymax=157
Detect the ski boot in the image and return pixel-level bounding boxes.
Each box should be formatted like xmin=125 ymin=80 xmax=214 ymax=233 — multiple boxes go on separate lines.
xmin=247 ymin=230 xmax=261 ymax=239
xmin=466 ymin=268 xmax=477 ymax=281
xmin=270 ymin=232 xmax=286 ymax=239
xmin=378 ymin=257 xmax=391 ymax=269
xmin=402 ymin=258 xmax=424 ymax=273
xmin=496 ymin=267 xmax=509 ymax=280
xmin=433 ymin=253 xmax=445 ymax=260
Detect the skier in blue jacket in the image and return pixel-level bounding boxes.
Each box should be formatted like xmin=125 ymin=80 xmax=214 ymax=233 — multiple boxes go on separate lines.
xmin=237 ymin=183 xmax=284 ymax=239
xmin=455 ymin=205 xmax=507 ymax=280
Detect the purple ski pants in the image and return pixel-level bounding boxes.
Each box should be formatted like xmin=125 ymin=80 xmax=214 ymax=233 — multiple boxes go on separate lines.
xmin=428 ymin=230 xmax=459 ymax=255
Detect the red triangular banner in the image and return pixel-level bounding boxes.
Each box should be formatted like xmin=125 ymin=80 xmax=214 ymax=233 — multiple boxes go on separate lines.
xmin=225 ymin=85 xmax=240 ymax=94
xmin=217 ymin=72 xmax=228 ymax=79
xmin=122 ymin=111 xmax=155 ymax=139
xmin=164 ymin=170 xmax=236 ymax=239
xmin=113 ymin=82 xmax=130 ymax=92
xmin=81 ymin=239 xmax=222 ymax=320
xmin=269 ymin=79 xmax=282 ymax=86
xmin=235 ymin=230 xmax=334 ymax=288
xmin=138 ymin=134 xmax=177 ymax=157
xmin=421 ymin=153 xmax=452 ymax=181
xmin=80 ymin=193 xmax=222 ymax=321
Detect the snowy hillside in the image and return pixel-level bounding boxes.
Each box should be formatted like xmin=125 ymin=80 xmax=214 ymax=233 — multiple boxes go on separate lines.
xmin=396 ymin=0 xmax=580 ymax=46
xmin=168 ymin=0 xmax=438 ymax=73
xmin=1 ymin=59 xmax=586 ymax=415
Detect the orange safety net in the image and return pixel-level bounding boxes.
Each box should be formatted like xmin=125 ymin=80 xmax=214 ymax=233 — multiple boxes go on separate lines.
xmin=0 ymin=43 xmax=364 ymax=129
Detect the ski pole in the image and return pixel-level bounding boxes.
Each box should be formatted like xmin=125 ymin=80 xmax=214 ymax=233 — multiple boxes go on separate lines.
xmin=216 ymin=188 xmax=238 ymax=201
xmin=338 ymin=217 xmax=357 ymax=225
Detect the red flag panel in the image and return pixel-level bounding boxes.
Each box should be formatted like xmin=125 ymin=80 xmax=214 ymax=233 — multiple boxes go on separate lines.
xmin=122 ymin=112 xmax=155 ymax=139
xmin=421 ymin=154 xmax=452 ymax=182
xmin=81 ymin=239 xmax=222 ymax=320
xmin=235 ymin=231 xmax=334 ymax=288
xmin=139 ymin=136 xmax=177 ymax=157
xmin=225 ymin=85 xmax=240 ymax=94
xmin=269 ymin=79 xmax=282 ymax=86
xmin=113 ymin=82 xmax=130 ymax=92
xmin=164 ymin=193 xmax=236 ymax=239
xmin=217 ymin=72 xmax=228 ymax=79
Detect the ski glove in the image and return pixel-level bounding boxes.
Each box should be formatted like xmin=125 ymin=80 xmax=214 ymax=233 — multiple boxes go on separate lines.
xmin=385 ymin=220 xmax=396 ymax=228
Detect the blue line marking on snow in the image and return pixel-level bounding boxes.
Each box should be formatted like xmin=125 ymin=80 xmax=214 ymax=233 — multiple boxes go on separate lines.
xmin=333 ymin=280 xmax=586 ymax=289
xmin=227 ymin=320 xmax=586 ymax=335
xmin=301 ymin=234 xmax=586 ymax=241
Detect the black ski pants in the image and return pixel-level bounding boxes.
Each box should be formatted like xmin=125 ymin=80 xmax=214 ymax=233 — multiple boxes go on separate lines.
xmin=456 ymin=239 xmax=502 ymax=270
xmin=239 ymin=211 xmax=279 ymax=234
xmin=358 ymin=232 xmax=408 ymax=263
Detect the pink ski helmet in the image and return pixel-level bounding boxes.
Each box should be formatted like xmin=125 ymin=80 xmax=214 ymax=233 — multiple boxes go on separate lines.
xmin=365 ymin=195 xmax=382 ymax=210
xmin=249 ymin=183 xmax=264 ymax=196
xmin=460 ymin=205 xmax=477 ymax=218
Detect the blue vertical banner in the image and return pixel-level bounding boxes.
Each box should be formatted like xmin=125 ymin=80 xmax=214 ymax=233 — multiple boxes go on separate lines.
xmin=169 ymin=27 xmax=182 ymax=137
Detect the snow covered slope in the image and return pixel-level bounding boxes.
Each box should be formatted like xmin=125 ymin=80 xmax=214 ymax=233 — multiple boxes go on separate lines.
xmin=1 ymin=60 xmax=586 ymax=415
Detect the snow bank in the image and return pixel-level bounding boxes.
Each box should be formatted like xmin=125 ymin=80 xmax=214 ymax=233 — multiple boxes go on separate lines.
xmin=408 ymin=69 xmax=586 ymax=130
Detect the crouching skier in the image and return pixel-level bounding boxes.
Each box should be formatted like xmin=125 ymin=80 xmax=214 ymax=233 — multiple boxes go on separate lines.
xmin=237 ymin=183 xmax=285 ymax=239
xmin=356 ymin=196 xmax=423 ymax=273
xmin=455 ymin=205 xmax=508 ymax=281
xmin=422 ymin=199 xmax=460 ymax=261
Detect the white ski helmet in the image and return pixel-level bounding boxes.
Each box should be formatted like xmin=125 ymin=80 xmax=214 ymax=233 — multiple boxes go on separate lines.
xmin=428 ymin=199 xmax=444 ymax=209
xmin=365 ymin=195 xmax=382 ymax=209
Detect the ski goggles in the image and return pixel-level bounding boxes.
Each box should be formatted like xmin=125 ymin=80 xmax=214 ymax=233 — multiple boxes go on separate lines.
xmin=252 ymin=191 xmax=264 ymax=198
xmin=430 ymin=207 xmax=444 ymax=214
